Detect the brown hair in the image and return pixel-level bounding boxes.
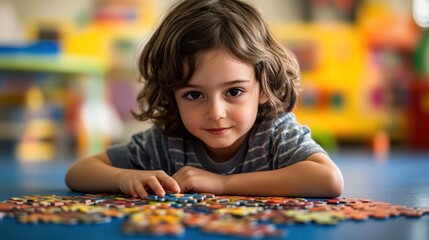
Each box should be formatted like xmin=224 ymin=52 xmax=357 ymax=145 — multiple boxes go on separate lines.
xmin=134 ymin=0 xmax=300 ymax=136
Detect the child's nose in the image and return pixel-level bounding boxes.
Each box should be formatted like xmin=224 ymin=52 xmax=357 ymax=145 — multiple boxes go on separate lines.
xmin=206 ymin=99 xmax=226 ymax=120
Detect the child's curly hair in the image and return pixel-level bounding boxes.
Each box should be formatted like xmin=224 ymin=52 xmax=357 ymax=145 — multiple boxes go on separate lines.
xmin=133 ymin=0 xmax=300 ymax=137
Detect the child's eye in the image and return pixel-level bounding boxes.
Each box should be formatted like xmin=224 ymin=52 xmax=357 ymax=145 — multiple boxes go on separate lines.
xmin=226 ymin=88 xmax=244 ymax=97
xmin=184 ymin=91 xmax=203 ymax=100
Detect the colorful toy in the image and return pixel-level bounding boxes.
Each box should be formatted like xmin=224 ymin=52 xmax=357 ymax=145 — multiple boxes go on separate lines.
xmin=1 ymin=193 xmax=428 ymax=238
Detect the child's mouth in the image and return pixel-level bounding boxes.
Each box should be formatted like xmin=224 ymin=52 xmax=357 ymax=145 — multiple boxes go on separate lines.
xmin=205 ymin=127 xmax=231 ymax=135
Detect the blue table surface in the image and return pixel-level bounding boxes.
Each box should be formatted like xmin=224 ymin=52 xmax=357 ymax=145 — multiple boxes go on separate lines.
xmin=0 ymin=149 xmax=428 ymax=240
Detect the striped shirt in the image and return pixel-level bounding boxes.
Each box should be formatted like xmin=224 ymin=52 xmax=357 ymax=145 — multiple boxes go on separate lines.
xmin=106 ymin=112 xmax=326 ymax=175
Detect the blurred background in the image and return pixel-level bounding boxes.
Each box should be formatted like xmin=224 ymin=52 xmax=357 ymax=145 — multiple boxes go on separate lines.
xmin=0 ymin=0 xmax=428 ymax=163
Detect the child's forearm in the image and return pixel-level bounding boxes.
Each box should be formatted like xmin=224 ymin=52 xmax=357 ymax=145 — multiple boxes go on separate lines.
xmin=223 ymin=153 xmax=343 ymax=197
xmin=66 ymin=153 xmax=181 ymax=197
xmin=65 ymin=154 xmax=125 ymax=193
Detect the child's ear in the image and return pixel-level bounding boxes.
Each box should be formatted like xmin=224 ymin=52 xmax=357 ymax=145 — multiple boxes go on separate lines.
xmin=259 ymin=92 xmax=268 ymax=104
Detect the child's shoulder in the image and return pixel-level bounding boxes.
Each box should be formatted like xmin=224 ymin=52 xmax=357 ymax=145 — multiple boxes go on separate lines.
xmin=251 ymin=112 xmax=297 ymax=137
xmin=265 ymin=112 xmax=298 ymax=129
xmin=274 ymin=112 xmax=296 ymax=122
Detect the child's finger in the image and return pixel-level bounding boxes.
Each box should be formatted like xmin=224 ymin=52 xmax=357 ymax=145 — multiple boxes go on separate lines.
xmin=129 ymin=186 xmax=138 ymax=198
xmin=133 ymin=181 xmax=148 ymax=199
xmin=146 ymin=177 xmax=166 ymax=197
xmin=171 ymin=168 xmax=186 ymax=184
xmin=159 ymin=175 xmax=181 ymax=194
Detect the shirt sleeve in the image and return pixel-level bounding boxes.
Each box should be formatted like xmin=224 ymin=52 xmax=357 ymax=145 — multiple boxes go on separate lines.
xmin=272 ymin=113 xmax=327 ymax=168
xmin=106 ymin=126 xmax=168 ymax=170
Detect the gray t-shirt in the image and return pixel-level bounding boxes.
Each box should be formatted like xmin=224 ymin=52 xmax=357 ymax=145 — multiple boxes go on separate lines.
xmin=106 ymin=112 xmax=326 ymax=175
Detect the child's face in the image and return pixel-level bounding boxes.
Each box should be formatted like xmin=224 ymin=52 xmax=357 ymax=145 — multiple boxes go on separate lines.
xmin=174 ymin=49 xmax=267 ymax=160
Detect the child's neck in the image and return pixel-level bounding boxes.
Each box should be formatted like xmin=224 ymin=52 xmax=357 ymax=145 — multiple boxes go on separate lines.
xmin=203 ymin=134 xmax=248 ymax=163
xmin=206 ymin=149 xmax=236 ymax=163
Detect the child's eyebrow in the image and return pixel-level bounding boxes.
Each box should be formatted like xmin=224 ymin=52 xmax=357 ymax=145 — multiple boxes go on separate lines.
xmin=183 ymin=79 xmax=251 ymax=88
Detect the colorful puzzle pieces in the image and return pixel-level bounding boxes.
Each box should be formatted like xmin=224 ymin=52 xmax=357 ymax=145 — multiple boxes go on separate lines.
xmin=0 ymin=193 xmax=428 ymax=238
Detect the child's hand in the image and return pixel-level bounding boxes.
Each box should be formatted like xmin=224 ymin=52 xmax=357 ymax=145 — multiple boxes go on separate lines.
xmin=117 ymin=169 xmax=180 ymax=198
xmin=172 ymin=166 xmax=226 ymax=194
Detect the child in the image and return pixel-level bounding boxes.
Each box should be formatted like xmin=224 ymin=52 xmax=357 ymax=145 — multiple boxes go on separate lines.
xmin=66 ymin=0 xmax=343 ymax=198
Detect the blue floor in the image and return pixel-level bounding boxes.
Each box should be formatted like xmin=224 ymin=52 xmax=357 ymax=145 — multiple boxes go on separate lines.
xmin=0 ymin=148 xmax=428 ymax=240
xmin=333 ymin=150 xmax=429 ymax=206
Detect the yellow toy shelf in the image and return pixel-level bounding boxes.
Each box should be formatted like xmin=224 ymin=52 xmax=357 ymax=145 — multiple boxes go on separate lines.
xmin=270 ymin=23 xmax=405 ymax=144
